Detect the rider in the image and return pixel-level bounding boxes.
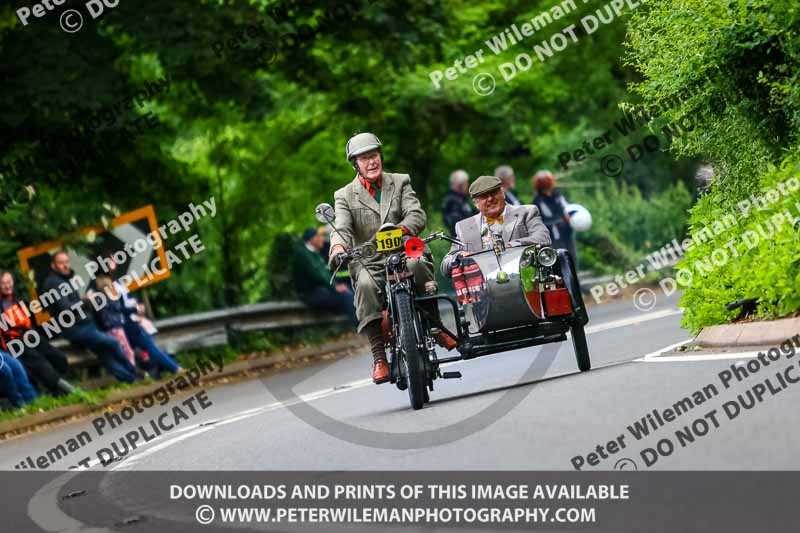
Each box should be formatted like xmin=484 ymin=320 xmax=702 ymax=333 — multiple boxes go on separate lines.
xmin=328 ymin=133 xmax=455 ymax=385
xmin=440 ymin=175 xmax=551 ymax=276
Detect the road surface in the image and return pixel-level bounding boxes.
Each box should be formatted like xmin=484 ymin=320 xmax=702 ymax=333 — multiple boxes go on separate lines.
xmin=2 ymin=290 xmax=797 ymax=473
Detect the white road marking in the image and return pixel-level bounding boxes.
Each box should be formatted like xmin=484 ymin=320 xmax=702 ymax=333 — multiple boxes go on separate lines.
xmin=107 ymin=307 xmax=686 ymax=469
xmin=584 ymin=308 xmax=682 ymax=335
xmin=640 ymin=351 xmax=763 ymax=363
xmin=636 ymin=339 xmax=695 ymax=361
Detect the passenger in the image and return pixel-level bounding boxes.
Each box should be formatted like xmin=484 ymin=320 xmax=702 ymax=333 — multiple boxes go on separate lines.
xmin=441 ymin=175 xmax=550 ymax=276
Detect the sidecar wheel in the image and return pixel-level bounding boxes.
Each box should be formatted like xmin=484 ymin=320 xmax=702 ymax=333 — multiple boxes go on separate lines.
xmin=571 ymin=320 xmax=591 ymax=372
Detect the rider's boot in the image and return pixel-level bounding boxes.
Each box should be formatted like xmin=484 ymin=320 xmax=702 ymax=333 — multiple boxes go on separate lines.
xmin=364 ymin=319 xmax=389 ymax=384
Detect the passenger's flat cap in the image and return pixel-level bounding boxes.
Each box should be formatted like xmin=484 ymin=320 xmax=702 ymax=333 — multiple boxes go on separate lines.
xmin=469 ymin=175 xmax=502 ymax=197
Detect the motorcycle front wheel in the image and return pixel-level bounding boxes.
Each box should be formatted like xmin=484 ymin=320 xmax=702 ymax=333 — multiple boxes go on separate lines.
xmin=395 ymin=289 xmax=427 ymax=410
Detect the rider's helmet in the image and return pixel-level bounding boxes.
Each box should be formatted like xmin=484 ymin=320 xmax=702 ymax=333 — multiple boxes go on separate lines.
xmin=346 ymin=132 xmax=382 ymax=171
xmin=534 ymin=170 xmax=555 ymax=192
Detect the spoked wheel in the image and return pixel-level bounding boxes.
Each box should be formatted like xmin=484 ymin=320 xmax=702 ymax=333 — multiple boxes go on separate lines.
xmin=395 ymin=290 xmax=428 ymax=410
xmin=571 ymin=320 xmax=591 ymax=372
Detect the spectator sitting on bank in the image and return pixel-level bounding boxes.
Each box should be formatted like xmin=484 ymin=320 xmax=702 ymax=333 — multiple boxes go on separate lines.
xmin=43 ymin=251 xmax=139 ymax=383
xmin=494 ymin=165 xmax=522 ymax=206
xmin=532 ymin=170 xmax=578 ymax=267
xmin=442 ymin=169 xmax=476 ymax=236
xmin=92 ymin=275 xmax=139 ymax=370
xmin=0 ymin=271 xmax=76 ymax=396
xmin=89 ymin=256 xmax=182 ymax=378
xmin=0 ymin=350 xmax=37 ymax=409
xmin=293 ymin=227 xmax=358 ymax=327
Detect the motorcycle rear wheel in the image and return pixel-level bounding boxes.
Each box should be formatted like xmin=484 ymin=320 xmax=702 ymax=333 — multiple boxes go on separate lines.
xmin=395 ymin=290 xmax=427 ymax=410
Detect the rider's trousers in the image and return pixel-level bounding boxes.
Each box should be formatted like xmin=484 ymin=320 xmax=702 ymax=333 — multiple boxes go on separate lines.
xmin=353 ymin=257 xmax=435 ymax=333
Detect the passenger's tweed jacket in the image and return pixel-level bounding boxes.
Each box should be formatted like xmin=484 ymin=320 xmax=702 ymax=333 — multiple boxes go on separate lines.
xmin=440 ymin=204 xmax=551 ymax=276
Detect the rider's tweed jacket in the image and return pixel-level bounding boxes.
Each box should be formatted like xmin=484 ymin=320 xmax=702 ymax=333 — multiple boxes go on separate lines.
xmin=440 ymin=204 xmax=551 ymax=276
xmin=330 ymin=172 xmax=427 ymax=280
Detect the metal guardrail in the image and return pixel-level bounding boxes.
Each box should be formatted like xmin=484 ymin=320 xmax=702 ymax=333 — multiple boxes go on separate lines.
xmin=57 ymin=264 xmax=675 ymax=372
xmin=55 ymin=302 xmax=349 ymax=372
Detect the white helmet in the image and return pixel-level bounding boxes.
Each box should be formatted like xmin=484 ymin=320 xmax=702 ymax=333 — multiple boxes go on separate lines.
xmin=566 ymin=203 xmax=592 ymax=232
xmin=345 ymin=132 xmax=382 ymax=162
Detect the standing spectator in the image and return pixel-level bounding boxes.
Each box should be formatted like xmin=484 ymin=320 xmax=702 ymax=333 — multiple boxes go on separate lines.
xmin=89 ymin=256 xmax=182 ymax=377
xmin=532 ymin=170 xmax=578 ymax=267
xmin=494 ymin=165 xmax=522 ymax=206
xmin=0 ymin=350 xmax=38 ymax=408
xmin=293 ymin=228 xmax=358 ymax=327
xmin=42 ymin=251 xmax=139 ymax=383
xmin=441 ymin=169 xmax=476 ymax=236
xmin=0 ymin=271 xmax=76 ymax=395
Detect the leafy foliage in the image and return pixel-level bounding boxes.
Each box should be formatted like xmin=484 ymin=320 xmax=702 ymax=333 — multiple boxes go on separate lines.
xmin=1 ymin=0 xmax=705 ymax=317
xmin=625 ymin=0 xmax=800 ymax=330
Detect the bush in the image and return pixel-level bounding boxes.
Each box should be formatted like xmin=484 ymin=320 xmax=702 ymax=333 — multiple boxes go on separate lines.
xmin=569 ymin=181 xmax=694 ymax=272
xmin=678 ymin=150 xmax=800 ymax=332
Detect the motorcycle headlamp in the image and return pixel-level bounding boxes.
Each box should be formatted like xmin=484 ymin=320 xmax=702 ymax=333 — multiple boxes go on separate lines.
xmin=520 ymin=247 xmax=537 ymax=269
xmin=537 ymin=247 xmax=557 ymax=267
xmin=388 ymin=254 xmax=402 ymax=267
xmin=361 ymin=242 xmax=377 ymax=259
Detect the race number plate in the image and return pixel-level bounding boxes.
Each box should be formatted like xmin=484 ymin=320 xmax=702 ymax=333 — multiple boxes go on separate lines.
xmin=376 ymin=228 xmax=403 ymax=252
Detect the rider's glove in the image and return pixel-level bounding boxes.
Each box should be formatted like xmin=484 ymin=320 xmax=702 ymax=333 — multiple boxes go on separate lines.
xmin=329 ymin=253 xmax=347 ymax=272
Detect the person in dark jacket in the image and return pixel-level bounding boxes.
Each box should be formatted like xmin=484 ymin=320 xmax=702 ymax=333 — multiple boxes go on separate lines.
xmin=494 ymin=165 xmax=522 ymax=206
xmin=441 ymin=169 xmax=476 ymax=236
xmin=93 ymin=275 xmax=137 ymax=368
xmin=293 ymin=228 xmax=357 ymax=327
xmin=0 ymin=271 xmax=76 ymax=395
xmin=89 ymin=256 xmax=181 ymax=377
xmin=532 ymin=170 xmax=578 ymax=268
xmin=42 ymin=251 xmax=138 ymax=382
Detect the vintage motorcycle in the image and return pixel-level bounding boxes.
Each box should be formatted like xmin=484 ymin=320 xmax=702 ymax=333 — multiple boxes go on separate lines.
xmin=315 ymin=203 xmax=590 ymax=410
